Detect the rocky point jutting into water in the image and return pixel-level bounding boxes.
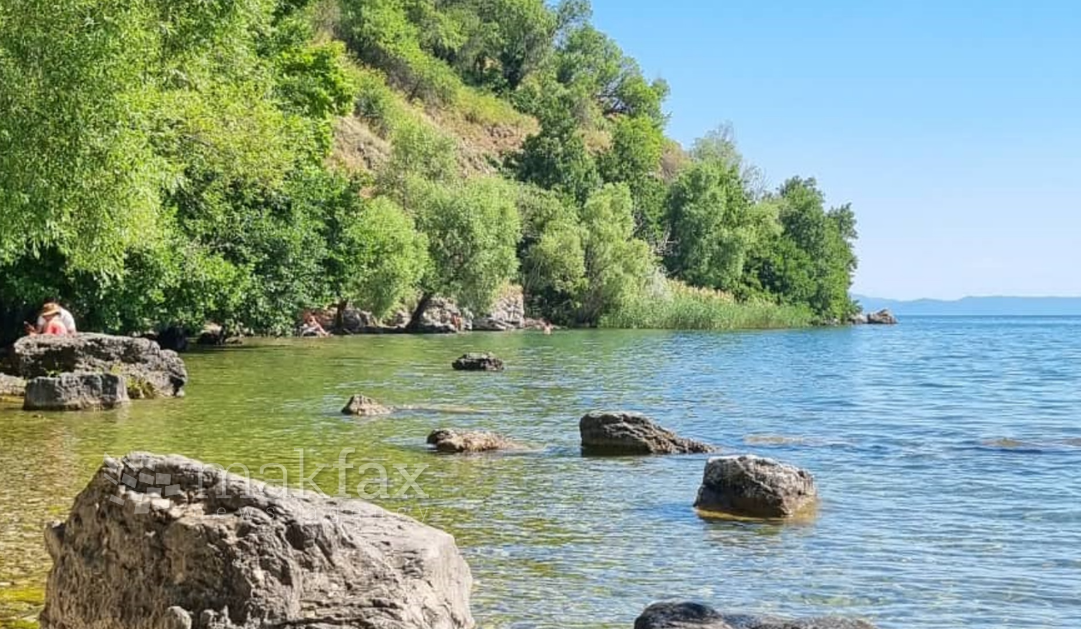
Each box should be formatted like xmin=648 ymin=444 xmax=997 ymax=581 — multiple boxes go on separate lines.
xmin=23 ymin=373 xmax=130 ymax=412
xmin=3 ymin=334 xmax=188 ymax=399
xmin=40 ymin=452 xmax=474 ymax=629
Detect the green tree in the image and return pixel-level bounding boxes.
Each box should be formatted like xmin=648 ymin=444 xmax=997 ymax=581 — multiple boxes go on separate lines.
xmin=664 ymin=159 xmax=778 ymax=292
xmin=598 ymin=115 xmax=666 ymax=242
xmin=408 ymin=176 xmax=522 ymax=325
xmin=575 ymin=184 xmax=654 ymax=324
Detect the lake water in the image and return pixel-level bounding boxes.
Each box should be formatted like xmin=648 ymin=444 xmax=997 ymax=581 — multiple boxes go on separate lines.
xmin=2 ymin=317 xmax=1080 ymax=628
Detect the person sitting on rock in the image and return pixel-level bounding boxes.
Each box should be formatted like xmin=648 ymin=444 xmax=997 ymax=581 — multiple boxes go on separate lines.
xmin=26 ymin=300 xmax=77 ymax=335
xmin=26 ymin=303 xmax=69 ymax=336
xmin=298 ymin=312 xmax=329 ymax=337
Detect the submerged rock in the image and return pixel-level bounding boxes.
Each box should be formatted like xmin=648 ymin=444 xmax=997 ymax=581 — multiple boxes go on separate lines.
xmin=0 ymin=373 xmax=26 ymax=398
xmin=694 ymin=455 xmax=817 ymax=519
xmin=452 ymin=352 xmax=504 ymax=371
xmin=24 ymin=373 xmax=130 ymax=411
xmin=41 ymin=452 xmax=474 ymax=629
xmin=579 ymin=411 xmax=715 ymax=455
xmin=635 ymin=602 xmax=877 ymax=629
xmin=865 ymin=309 xmax=897 ymax=325
xmin=6 ymin=333 xmax=187 ymax=398
xmin=340 ymin=394 xmax=392 ymax=416
xmin=427 ymin=429 xmax=521 ymax=453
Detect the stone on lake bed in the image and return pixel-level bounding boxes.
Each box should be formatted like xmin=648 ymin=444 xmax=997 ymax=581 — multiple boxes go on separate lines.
xmin=341 ymin=393 xmax=392 ymax=416
xmin=40 ymin=452 xmax=474 ymax=629
xmin=579 ymin=411 xmax=715 ymax=455
xmin=23 ymin=373 xmax=130 ymax=411
xmin=427 ymin=428 xmax=521 ymax=453
xmin=634 ymin=601 xmax=878 ymax=629
xmin=451 ymin=352 xmax=504 ymax=371
xmin=694 ymin=454 xmax=817 ymax=519
xmin=0 ymin=373 xmax=26 ymax=398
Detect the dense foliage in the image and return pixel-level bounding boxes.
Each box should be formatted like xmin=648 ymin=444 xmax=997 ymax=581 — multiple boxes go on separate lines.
xmin=0 ymin=0 xmax=858 ymax=342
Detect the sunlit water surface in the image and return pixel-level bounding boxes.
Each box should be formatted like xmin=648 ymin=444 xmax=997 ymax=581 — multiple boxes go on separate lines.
xmin=2 ymin=317 xmax=1080 ymax=628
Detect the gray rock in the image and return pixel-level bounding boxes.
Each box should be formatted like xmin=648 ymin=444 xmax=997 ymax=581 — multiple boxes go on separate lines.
xmin=427 ymin=429 xmax=521 ymax=453
xmin=865 ymin=309 xmax=897 ymax=325
xmin=0 ymin=373 xmax=26 ymax=398
xmin=579 ymin=411 xmax=715 ymax=455
xmin=694 ymin=455 xmax=817 ymax=519
xmin=635 ymin=602 xmax=877 ymax=629
xmin=472 ymin=288 xmax=525 ymax=331
xmin=23 ymin=373 xmax=130 ymax=411
xmin=417 ymin=297 xmax=471 ymax=334
xmin=40 ymin=452 xmax=474 ymax=629
xmin=452 ymin=352 xmax=504 ymax=371
xmin=6 ymin=333 xmax=187 ymax=398
xmin=340 ymin=394 xmax=392 ymax=416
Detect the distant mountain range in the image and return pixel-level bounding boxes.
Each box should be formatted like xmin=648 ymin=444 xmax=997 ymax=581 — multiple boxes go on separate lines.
xmin=852 ymin=295 xmax=1081 ymax=316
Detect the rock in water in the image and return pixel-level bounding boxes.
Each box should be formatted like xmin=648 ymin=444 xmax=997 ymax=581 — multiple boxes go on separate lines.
xmin=427 ymin=429 xmax=521 ymax=453
xmin=0 ymin=373 xmax=26 ymax=398
xmin=579 ymin=411 xmax=715 ymax=455
xmin=6 ymin=333 xmax=187 ymax=398
xmin=24 ymin=373 xmax=130 ymax=411
xmin=40 ymin=452 xmax=474 ymax=629
xmin=635 ymin=602 xmax=878 ymax=629
xmin=865 ymin=309 xmax=897 ymax=325
xmin=340 ymin=394 xmax=392 ymax=416
xmin=694 ymin=455 xmax=817 ymax=519
xmin=451 ymin=352 xmax=504 ymax=371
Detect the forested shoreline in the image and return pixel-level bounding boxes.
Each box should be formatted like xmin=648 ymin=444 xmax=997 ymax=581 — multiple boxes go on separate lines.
xmin=0 ymin=0 xmax=859 ymax=343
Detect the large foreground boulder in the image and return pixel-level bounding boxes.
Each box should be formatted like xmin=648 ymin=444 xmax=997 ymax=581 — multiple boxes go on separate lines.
xmin=0 ymin=373 xmax=26 ymax=398
xmin=340 ymin=393 xmax=392 ymax=416
xmin=41 ymin=452 xmax=474 ymax=629
xmin=452 ymin=353 xmax=504 ymax=371
xmin=694 ymin=455 xmax=817 ymax=519
xmin=5 ymin=333 xmax=187 ymax=398
xmin=635 ymin=602 xmax=877 ymax=629
xmin=24 ymin=373 xmax=130 ymax=411
xmin=427 ymin=429 xmax=521 ymax=453
xmin=579 ymin=411 xmax=715 ymax=455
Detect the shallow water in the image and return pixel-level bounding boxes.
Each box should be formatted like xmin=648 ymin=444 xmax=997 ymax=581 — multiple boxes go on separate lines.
xmin=2 ymin=317 xmax=1080 ymax=628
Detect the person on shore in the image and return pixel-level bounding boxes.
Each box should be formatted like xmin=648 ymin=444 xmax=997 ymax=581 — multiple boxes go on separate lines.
xmin=298 ymin=312 xmax=329 ymax=337
xmin=25 ymin=300 xmax=77 ymax=335
xmin=542 ymin=319 xmax=552 ymax=335
xmin=26 ymin=303 xmax=69 ymax=336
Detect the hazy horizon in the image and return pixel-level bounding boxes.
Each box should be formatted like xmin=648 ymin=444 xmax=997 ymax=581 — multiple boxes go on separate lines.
xmin=589 ymin=0 xmax=1080 ymax=301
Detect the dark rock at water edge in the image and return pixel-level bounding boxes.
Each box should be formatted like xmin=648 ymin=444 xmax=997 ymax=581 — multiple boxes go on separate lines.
xmin=5 ymin=334 xmax=187 ymax=398
xmin=427 ymin=429 xmax=521 ymax=453
xmin=24 ymin=373 xmax=130 ymax=411
xmin=579 ymin=411 xmax=715 ymax=455
xmin=416 ymin=297 xmax=471 ymax=334
xmin=452 ymin=352 xmax=504 ymax=371
xmin=151 ymin=326 xmax=190 ymax=352
xmin=40 ymin=452 xmax=474 ymax=629
xmin=0 ymin=373 xmax=26 ymax=398
xmin=864 ymin=309 xmax=897 ymax=325
xmin=694 ymin=454 xmax=817 ymax=519
xmin=341 ymin=393 xmax=392 ymax=416
xmin=635 ymin=602 xmax=878 ymax=629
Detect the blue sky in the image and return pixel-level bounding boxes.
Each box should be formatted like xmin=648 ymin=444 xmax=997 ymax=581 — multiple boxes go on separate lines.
xmin=588 ymin=0 xmax=1080 ymax=299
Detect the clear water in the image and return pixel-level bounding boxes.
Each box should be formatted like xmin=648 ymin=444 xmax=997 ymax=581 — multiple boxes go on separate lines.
xmin=2 ymin=317 xmax=1080 ymax=628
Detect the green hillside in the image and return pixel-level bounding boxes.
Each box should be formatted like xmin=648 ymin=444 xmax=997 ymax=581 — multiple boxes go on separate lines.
xmin=0 ymin=0 xmax=859 ymax=339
